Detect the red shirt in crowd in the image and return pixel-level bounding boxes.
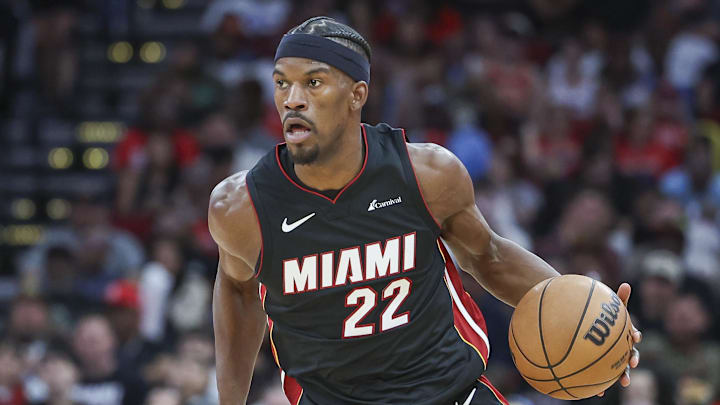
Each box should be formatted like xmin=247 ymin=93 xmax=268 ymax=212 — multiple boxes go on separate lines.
xmin=113 ymin=128 xmax=200 ymax=170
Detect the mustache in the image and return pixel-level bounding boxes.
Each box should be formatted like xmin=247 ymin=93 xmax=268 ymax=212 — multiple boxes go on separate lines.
xmin=282 ymin=112 xmax=316 ymax=131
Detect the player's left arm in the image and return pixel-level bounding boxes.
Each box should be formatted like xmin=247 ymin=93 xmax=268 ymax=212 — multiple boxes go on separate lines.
xmin=408 ymin=143 xmax=641 ymax=388
xmin=408 ymin=142 xmax=557 ymax=306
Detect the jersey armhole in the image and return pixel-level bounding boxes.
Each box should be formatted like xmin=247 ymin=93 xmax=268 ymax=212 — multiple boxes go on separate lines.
xmin=397 ymin=128 xmax=443 ymax=235
xmin=246 ymin=172 xmax=270 ymax=278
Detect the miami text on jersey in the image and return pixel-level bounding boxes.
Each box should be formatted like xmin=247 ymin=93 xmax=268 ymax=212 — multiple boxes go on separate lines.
xmin=283 ymin=232 xmax=416 ymax=294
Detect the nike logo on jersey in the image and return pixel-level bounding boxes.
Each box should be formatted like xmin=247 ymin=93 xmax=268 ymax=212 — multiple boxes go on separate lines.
xmin=282 ymin=212 xmax=316 ymax=233
xmin=368 ymin=196 xmax=402 ymax=211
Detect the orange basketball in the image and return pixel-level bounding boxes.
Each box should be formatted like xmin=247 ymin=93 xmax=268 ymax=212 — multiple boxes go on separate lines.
xmin=508 ymin=274 xmax=634 ymax=400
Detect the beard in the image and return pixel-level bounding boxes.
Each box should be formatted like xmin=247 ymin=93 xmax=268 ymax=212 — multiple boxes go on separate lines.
xmin=287 ymin=143 xmax=320 ymax=165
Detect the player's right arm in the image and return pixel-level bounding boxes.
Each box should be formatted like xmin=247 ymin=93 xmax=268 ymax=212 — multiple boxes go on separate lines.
xmin=208 ymin=171 xmax=265 ymax=405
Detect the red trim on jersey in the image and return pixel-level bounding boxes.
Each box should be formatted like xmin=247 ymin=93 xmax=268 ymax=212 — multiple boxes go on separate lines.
xmin=437 ymin=240 xmax=490 ymax=365
xmin=275 ymin=124 xmax=369 ymax=204
xmin=478 ymin=375 xmax=510 ymax=405
xmin=259 ymin=283 xmax=267 ymax=311
xmin=265 ymin=295 xmax=304 ymax=404
xmin=246 ymin=184 xmax=265 ymax=278
xmin=282 ymin=372 xmax=304 ymax=405
xmin=400 ymin=129 xmax=442 ymax=229
xmin=266 ymin=316 xmax=280 ymax=366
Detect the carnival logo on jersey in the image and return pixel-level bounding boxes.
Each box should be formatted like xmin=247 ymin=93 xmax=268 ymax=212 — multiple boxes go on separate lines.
xmin=368 ymin=196 xmax=402 ymax=211
xmin=283 ymin=232 xmax=416 ymax=294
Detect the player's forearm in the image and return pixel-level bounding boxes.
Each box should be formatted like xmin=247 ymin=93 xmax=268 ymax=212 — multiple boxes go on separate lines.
xmin=213 ymin=268 xmax=266 ymax=405
xmin=469 ymin=234 xmax=559 ymax=307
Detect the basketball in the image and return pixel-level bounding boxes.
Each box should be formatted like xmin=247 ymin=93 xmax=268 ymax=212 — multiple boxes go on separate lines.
xmin=508 ymin=275 xmax=634 ymax=400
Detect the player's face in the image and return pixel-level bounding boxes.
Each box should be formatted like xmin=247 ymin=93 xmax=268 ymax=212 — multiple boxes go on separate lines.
xmin=273 ymin=57 xmax=354 ymax=165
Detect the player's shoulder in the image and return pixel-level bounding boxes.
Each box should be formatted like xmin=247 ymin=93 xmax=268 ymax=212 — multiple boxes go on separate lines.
xmin=208 ymin=171 xmax=259 ymax=249
xmin=209 ymin=170 xmax=251 ymax=218
xmin=406 ymin=142 xmax=466 ymax=179
xmin=406 ymin=142 xmax=474 ymax=225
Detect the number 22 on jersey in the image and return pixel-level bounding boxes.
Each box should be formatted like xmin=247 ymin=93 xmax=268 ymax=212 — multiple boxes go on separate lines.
xmin=343 ymin=278 xmax=412 ymax=338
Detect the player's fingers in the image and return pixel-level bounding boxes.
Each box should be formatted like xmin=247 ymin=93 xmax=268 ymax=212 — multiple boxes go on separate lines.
xmin=616 ymin=283 xmax=631 ymax=306
xmin=630 ymin=347 xmax=640 ymax=368
xmin=632 ymin=326 xmax=642 ymax=343
xmin=597 ymin=391 xmax=604 ymax=397
xmin=620 ymin=366 xmax=631 ymax=387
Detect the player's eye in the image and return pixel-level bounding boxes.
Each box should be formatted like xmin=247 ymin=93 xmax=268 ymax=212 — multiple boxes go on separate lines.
xmin=309 ymin=79 xmax=321 ymax=88
xmin=276 ymin=80 xmax=288 ymax=89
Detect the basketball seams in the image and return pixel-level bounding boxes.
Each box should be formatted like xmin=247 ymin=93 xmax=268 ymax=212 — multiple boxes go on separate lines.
xmin=551 ymin=279 xmax=596 ymax=367
xmin=557 ymin=301 xmax=630 ymax=380
xmin=510 ymin=276 xmax=632 ymax=399
xmin=537 ymin=278 xmax=578 ymax=399
xmin=519 ymin=305 xmax=630 ymax=382
xmin=510 ymin=323 xmax=550 ymax=369
xmin=546 ymin=369 xmax=625 ymax=396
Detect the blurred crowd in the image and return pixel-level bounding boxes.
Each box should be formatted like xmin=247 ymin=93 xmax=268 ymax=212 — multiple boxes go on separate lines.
xmin=2 ymin=0 xmax=720 ymax=404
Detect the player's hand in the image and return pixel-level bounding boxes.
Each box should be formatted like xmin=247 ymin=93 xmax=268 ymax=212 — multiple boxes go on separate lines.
xmin=598 ymin=283 xmax=642 ymax=397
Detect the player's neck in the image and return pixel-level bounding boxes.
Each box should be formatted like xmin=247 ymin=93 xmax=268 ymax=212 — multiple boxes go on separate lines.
xmin=294 ymin=124 xmax=364 ymax=191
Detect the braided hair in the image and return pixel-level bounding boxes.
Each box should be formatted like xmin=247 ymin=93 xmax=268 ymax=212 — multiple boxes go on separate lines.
xmin=287 ymin=16 xmax=372 ymax=63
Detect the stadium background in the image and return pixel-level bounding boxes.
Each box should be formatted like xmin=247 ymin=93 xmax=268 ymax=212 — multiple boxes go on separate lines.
xmin=1 ymin=0 xmax=720 ymax=404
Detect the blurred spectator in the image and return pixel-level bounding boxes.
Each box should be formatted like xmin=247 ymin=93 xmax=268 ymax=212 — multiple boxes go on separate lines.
xmin=104 ymin=280 xmax=158 ymax=373
xmin=144 ymin=387 xmax=181 ymax=405
xmin=250 ymin=383 xmax=287 ymax=405
xmin=31 ymin=2 xmax=79 ymax=108
xmin=599 ymin=33 xmax=655 ymax=111
xmin=522 ymin=104 xmax=582 ymax=182
xmin=660 ymin=136 xmax=720 ymax=216
xmin=139 ymin=238 xmax=211 ymax=344
xmin=5 ymin=296 xmax=54 ymax=372
xmin=546 ymin=38 xmax=599 ymax=118
xmin=166 ymin=357 xmax=215 ymax=405
xmin=35 ymin=352 xmax=80 ymax=405
xmin=200 ymin=0 xmax=285 ymax=93
xmin=628 ymin=249 xmax=684 ymax=334
xmin=446 ymin=114 xmax=493 ymax=183
xmin=0 ymin=341 xmax=27 ymax=405
xmin=642 ymin=278 xmax=720 ymax=404
xmin=71 ymin=315 xmax=146 ymax=405
xmin=664 ymin=12 xmax=719 ymax=103
xmin=167 ymin=43 xmax=225 ymax=125
xmin=619 ymin=368 xmax=660 ymax=405
xmin=18 ymin=193 xmax=144 ymax=297
xmin=630 ymin=183 xmax=684 ymax=247
xmin=536 ymin=189 xmax=621 ymax=285
xmin=614 ymin=107 xmax=677 ymax=180
xmin=695 ymin=62 xmax=720 ymax=124
xmin=468 ymin=15 xmax=542 ymax=134
xmin=113 ymin=80 xmax=200 ymax=241
xmin=176 ymin=332 xmax=218 ymax=405
xmin=225 ymin=79 xmax=279 ymax=169
xmin=475 ymin=154 xmax=541 ymax=250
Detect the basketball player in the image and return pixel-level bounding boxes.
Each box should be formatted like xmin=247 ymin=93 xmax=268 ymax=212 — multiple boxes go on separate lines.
xmin=209 ymin=17 xmax=641 ymax=405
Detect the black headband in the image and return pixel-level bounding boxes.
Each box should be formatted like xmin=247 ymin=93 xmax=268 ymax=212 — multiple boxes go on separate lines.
xmin=274 ymin=33 xmax=370 ymax=83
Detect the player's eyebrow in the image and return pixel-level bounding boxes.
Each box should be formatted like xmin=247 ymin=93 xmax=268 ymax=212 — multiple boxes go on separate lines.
xmin=304 ymin=67 xmax=331 ymax=76
xmin=272 ymin=69 xmax=285 ymax=77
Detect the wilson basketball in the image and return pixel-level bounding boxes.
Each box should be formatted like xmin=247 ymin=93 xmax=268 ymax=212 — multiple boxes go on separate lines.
xmin=508 ymin=275 xmax=633 ymax=400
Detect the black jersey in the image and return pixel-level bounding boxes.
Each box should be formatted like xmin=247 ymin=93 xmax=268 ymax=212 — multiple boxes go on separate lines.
xmin=246 ymin=123 xmax=492 ymax=405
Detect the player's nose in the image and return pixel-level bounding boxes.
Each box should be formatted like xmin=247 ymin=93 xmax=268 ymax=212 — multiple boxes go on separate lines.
xmin=284 ymin=84 xmax=307 ymax=111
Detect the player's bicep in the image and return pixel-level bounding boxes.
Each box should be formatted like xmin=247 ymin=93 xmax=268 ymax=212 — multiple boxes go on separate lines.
xmin=442 ymin=202 xmax=496 ymax=277
xmin=219 ymin=247 xmax=256 ymax=283
xmin=433 ymin=155 xmax=497 ymax=268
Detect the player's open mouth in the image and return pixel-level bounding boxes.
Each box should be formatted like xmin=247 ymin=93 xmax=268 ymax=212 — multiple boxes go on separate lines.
xmin=286 ymin=123 xmax=312 ymax=144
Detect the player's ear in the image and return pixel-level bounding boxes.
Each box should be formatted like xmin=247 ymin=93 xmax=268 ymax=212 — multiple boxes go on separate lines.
xmin=349 ymin=80 xmax=368 ymax=111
